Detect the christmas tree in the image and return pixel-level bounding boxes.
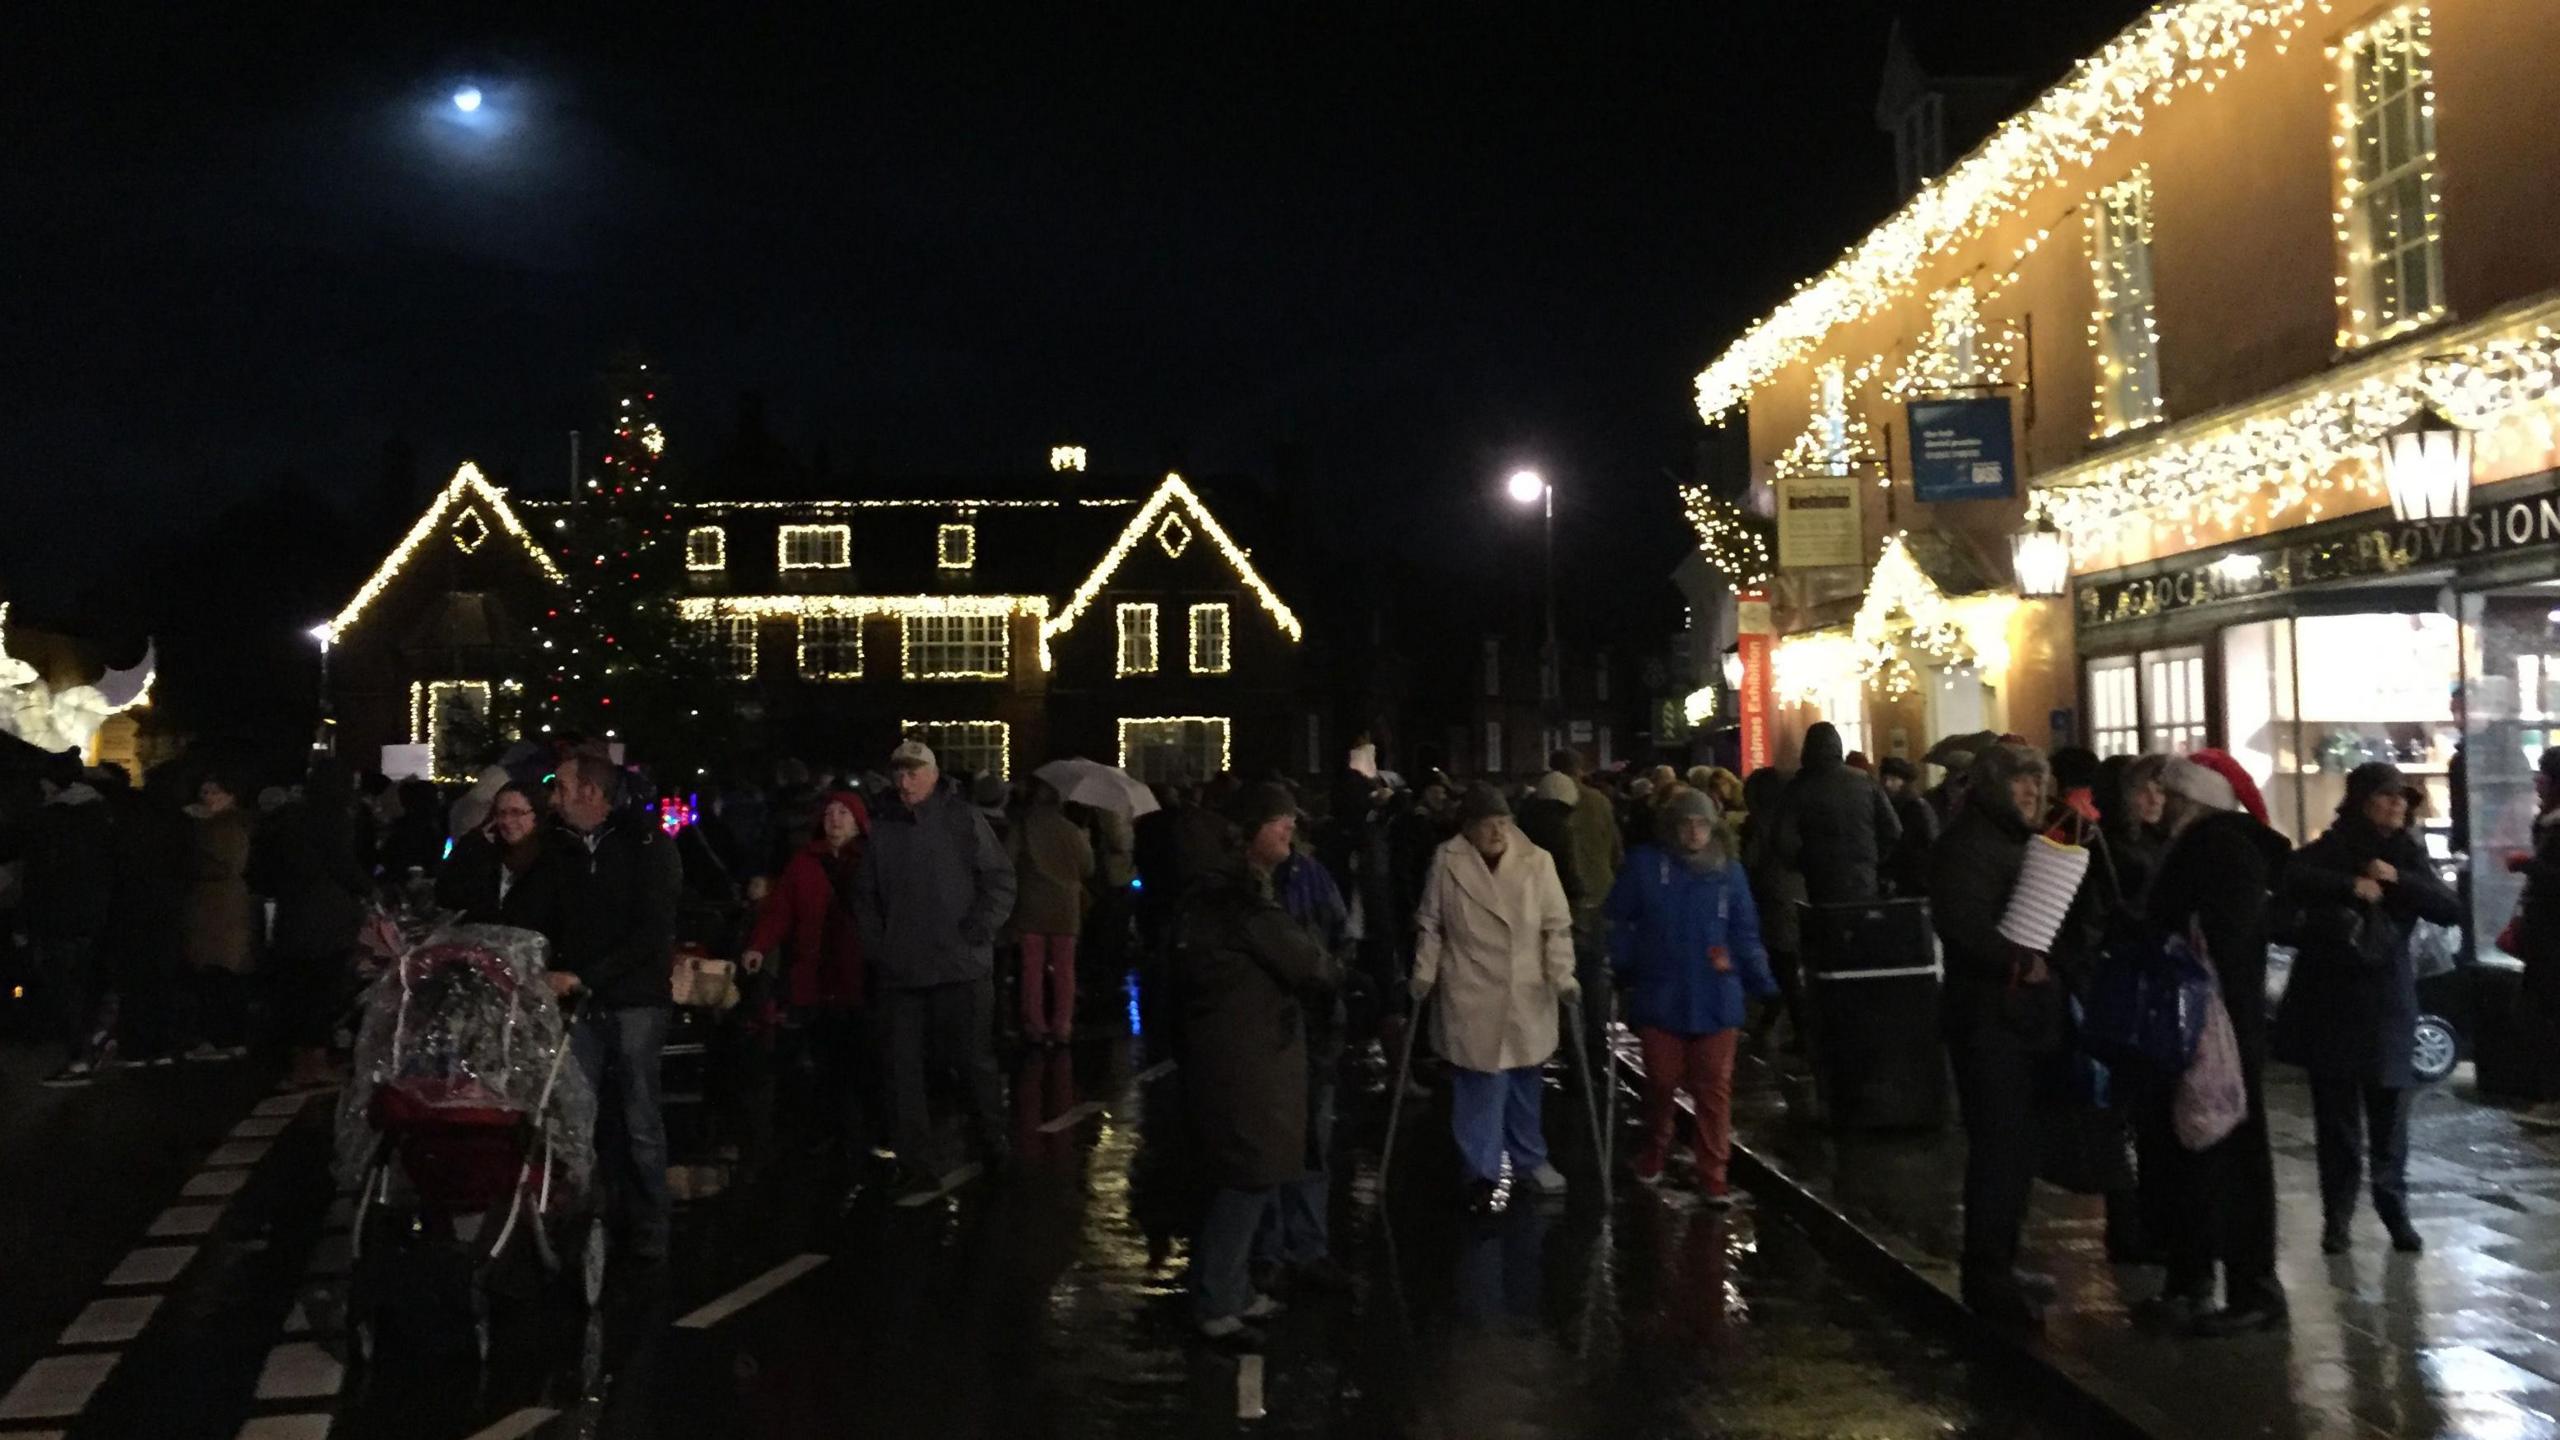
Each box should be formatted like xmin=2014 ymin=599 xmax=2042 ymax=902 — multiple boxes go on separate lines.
xmin=533 ymin=355 xmax=740 ymax=782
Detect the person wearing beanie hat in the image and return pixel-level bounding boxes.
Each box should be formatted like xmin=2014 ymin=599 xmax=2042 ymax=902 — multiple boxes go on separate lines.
xmin=1177 ymin=779 xmax=1335 ymax=1347
xmin=2275 ymin=759 xmax=2459 ymax=1265
xmin=856 ymin=737 xmax=1018 ymax=1197
xmin=2139 ymin=751 xmax=2293 ymax=1335
xmin=1008 ymin=779 xmax=1095 ymax=1045
xmin=1412 ymin=780 xmax=1579 ymax=1209
xmin=1606 ymin=786 xmax=1773 ymax=1202
xmin=741 ymin=788 xmax=876 ymax=1170
xmin=1772 ymin=721 xmax=1902 ymax=907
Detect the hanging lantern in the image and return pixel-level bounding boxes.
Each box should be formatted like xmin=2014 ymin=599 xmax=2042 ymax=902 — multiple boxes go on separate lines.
xmin=1721 ymin=648 xmax=1745 ymax=691
xmin=2381 ymin=405 xmax=2474 ymax=522
xmin=2009 ymin=518 xmax=2070 ymax=598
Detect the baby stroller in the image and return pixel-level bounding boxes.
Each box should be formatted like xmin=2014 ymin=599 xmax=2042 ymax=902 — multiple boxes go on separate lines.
xmin=336 ymin=923 xmax=601 ymax=1364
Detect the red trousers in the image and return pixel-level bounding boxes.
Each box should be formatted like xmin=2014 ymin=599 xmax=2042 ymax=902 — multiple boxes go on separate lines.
xmin=1019 ymin=933 xmax=1077 ymax=1040
xmin=1637 ymin=1026 xmax=1738 ymax=1194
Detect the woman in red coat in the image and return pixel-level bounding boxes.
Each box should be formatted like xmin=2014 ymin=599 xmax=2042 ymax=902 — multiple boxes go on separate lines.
xmin=742 ymin=789 xmax=874 ymax=1167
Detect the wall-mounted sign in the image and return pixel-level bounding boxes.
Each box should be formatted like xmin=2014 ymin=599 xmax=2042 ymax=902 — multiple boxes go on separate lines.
xmin=2075 ymin=474 xmax=2560 ymax=631
xmin=1908 ymin=396 xmax=2017 ymax=502
xmin=1736 ymin=590 xmax=1774 ymax=775
xmin=1776 ymin=477 xmax=1861 ymax=569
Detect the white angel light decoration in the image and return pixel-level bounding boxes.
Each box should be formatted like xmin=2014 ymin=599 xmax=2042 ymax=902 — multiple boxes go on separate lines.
xmin=0 ymin=603 xmax=155 ymax=755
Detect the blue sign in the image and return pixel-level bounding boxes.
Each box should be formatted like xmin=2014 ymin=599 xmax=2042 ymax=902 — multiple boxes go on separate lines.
xmin=1907 ymin=396 xmax=2017 ymax=502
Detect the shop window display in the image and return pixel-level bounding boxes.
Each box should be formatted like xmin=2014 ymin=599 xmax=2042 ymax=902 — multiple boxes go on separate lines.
xmin=2217 ymin=611 xmax=2458 ymax=848
xmin=2461 ymin=585 xmax=2560 ymax=966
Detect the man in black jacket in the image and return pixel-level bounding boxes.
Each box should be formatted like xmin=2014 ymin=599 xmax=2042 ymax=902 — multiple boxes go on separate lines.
xmin=550 ymin=751 xmax=682 ymax=1260
xmin=1928 ymin=742 xmax=2058 ymax=1328
xmin=856 ymin=740 xmax=1017 ymax=1194
xmin=1776 ymin=721 xmax=1901 ymax=906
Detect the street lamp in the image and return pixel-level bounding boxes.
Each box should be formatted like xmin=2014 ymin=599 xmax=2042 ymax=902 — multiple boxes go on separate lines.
xmin=2381 ymin=404 xmax=2474 ymax=522
xmin=2010 ymin=517 xmax=2070 ymax=598
xmin=306 ymin=623 xmax=336 ymax=754
xmin=1504 ymin=470 xmax=1559 ymax=714
xmin=1722 ymin=647 xmax=1745 ymax=691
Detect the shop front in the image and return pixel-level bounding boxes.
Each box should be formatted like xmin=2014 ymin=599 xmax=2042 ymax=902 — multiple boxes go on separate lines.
xmin=2072 ymin=467 xmax=2560 ymax=966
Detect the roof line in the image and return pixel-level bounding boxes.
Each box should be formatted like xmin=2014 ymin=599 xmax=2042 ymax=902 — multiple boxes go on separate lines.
xmin=327 ymin=462 xmax=564 ymax=640
xmin=1692 ymin=1 xmax=2315 ymax=424
xmin=1042 ymin=475 xmax=1304 ymax=643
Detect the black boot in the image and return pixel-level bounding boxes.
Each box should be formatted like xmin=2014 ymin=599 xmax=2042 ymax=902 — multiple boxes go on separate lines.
xmin=2320 ymin=1213 xmax=2352 ymax=1255
xmin=2191 ymin=1279 xmax=2288 ymax=1338
xmin=2378 ymin=1202 xmax=2423 ymax=1253
xmin=1962 ymin=1271 xmax=2045 ymax=1330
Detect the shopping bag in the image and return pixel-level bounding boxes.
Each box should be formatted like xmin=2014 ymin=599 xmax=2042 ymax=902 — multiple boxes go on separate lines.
xmin=2173 ymin=957 xmax=2247 ymax=1151
xmin=2082 ymin=924 xmax=2214 ymax=1072
xmin=2407 ymin=918 xmax=2460 ymax=981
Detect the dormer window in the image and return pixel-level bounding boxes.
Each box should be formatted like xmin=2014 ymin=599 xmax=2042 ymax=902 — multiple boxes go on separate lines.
xmin=938 ymin=523 xmax=976 ymax=570
xmin=685 ymin=526 xmax=726 ymax=571
xmin=779 ymin=524 xmax=850 ymax=571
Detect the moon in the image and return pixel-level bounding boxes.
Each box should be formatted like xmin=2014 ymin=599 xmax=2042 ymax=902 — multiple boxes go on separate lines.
xmin=453 ymin=86 xmax=483 ymax=114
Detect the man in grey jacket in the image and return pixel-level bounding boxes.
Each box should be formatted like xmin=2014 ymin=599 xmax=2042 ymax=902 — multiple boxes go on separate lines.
xmin=857 ymin=740 xmax=1018 ymax=1193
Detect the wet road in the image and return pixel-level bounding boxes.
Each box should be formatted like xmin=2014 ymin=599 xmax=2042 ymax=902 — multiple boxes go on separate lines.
xmin=0 ymin=1031 xmax=2071 ymax=1439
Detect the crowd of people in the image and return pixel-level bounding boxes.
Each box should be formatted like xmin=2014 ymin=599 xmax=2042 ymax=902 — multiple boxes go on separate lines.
xmin=13 ymin=719 xmax=2560 ymax=1359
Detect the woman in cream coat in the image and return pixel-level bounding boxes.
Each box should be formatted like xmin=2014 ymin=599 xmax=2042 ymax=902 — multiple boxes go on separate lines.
xmin=1413 ymin=783 xmax=1579 ymax=1207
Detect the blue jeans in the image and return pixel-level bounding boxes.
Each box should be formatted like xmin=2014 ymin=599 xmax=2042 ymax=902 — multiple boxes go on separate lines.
xmin=1263 ymin=1076 xmax=1336 ymax=1266
xmin=1191 ymin=1186 xmax=1275 ymax=1324
xmin=573 ymin=1005 xmax=672 ymax=1258
xmin=1449 ymin=1065 xmax=1548 ymax=1183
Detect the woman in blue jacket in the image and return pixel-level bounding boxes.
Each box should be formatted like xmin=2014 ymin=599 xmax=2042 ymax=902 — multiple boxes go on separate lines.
xmin=1607 ymin=787 xmax=1776 ymax=1204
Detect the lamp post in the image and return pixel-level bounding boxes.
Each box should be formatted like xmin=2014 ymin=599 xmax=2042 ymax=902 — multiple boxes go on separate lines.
xmin=307 ymin=623 xmax=336 ymax=754
xmin=2009 ymin=517 xmax=2070 ymax=598
xmin=1506 ymin=469 xmax=1557 ymax=721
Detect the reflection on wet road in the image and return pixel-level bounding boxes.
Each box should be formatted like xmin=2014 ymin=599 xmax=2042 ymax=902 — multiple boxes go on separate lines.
xmin=1 ymin=1038 xmax=2069 ymax=1438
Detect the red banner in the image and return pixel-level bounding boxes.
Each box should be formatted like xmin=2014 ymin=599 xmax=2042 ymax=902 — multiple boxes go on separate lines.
xmin=1736 ymin=590 xmax=1774 ymax=776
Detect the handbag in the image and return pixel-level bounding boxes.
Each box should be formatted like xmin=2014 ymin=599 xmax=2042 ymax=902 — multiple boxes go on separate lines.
xmin=2082 ymin=921 xmax=2214 ymax=1072
xmin=2407 ymin=918 xmax=2461 ymax=981
xmin=2174 ymin=948 xmax=2247 ymax=1150
xmin=670 ymin=950 xmax=740 ymax=1010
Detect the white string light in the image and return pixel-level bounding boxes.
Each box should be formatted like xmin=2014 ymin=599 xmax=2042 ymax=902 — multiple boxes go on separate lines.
xmin=1046 ymin=475 xmax=1304 ymax=644
xmin=329 ymin=463 xmax=564 ymax=641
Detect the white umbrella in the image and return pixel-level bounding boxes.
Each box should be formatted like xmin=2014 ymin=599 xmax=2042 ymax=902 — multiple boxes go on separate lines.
xmin=1032 ymin=757 xmax=1161 ymax=818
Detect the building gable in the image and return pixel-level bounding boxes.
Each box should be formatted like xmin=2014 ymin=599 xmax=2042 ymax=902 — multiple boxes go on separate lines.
xmin=325 ymin=462 xmax=564 ymax=641
xmin=1043 ymin=473 xmax=1303 ymax=646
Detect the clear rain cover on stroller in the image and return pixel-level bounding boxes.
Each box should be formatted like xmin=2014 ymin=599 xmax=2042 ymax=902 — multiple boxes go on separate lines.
xmin=334 ymin=922 xmax=598 ymax=1204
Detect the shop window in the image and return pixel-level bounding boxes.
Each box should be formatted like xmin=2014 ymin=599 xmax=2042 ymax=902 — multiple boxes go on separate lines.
xmin=778 ymin=523 xmax=851 ymax=571
xmin=2336 ymin=8 xmax=2445 ymax=347
xmin=901 ymin=613 xmax=1008 ymax=680
xmin=2090 ymin=169 xmax=2163 ymax=437
xmin=2141 ymin=646 xmax=2208 ymax=756
xmin=1116 ymin=603 xmax=1159 ymax=676
xmin=2461 ymin=585 xmax=2560 ymax=964
xmin=1188 ymin=603 xmax=1231 ymax=675
xmin=1120 ymin=716 xmax=1230 ymax=786
xmin=2088 ymin=656 xmax=2141 ymax=758
xmin=797 ymin=614 xmax=861 ymax=680
xmin=2220 ymin=611 xmax=2457 ymax=847
xmin=903 ymin=720 xmax=1009 ymax=780
xmin=685 ymin=526 xmax=726 ymax=571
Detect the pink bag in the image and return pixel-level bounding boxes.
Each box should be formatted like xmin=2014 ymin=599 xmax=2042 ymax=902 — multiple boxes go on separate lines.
xmin=2174 ymin=938 xmax=2246 ymax=1150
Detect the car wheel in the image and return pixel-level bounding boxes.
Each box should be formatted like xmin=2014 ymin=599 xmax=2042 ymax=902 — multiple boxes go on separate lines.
xmin=2412 ymin=1015 xmax=2460 ymax=1085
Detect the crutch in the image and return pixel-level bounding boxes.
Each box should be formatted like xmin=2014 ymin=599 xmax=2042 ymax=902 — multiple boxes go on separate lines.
xmin=1563 ymin=996 xmax=1613 ymax=1209
xmin=1376 ymin=982 xmax=1429 ymax=1198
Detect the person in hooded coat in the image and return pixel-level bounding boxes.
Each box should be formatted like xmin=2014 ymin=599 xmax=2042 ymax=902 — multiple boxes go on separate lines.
xmin=1178 ymin=783 xmax=1335 ymax=1348
xmin=1412 ymin=783 xmax=1578 ymax=1209
xmin=1009 ymin=779 xmax=1095 ymax=1045
xmin=1928 ymin=742 xmax=2062 ymax=1327
xmin=1606 ymin=787 xmax=1774 ymax=1202
xmin=2275 ymin=761 xmax=2461 ymax=1257
xmin=1774 ymin=721 xmax=1901 ymax=907
xmin=2510 ymin=747 xmax=2560 ymax=1132
xmin=1877 ymin=756 xmax=1937 ymax=898
xmin=251 ymin=758 xmax=374 ymax=1089
xmin=2138 ymin=756 xmax=2294 ymax=1336
xmin=182 ymin=772 xmax=257 ymax=1058
xmin=1738 ymin=766 xmax=1806 ymax=1050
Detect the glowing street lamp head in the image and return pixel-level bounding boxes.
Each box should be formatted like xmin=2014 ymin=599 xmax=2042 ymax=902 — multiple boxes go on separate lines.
xmin=307 ymin=623 xmax=336 ymax=648
xmin=1505 ymin=469 xmax=1547 ymax=506
xmin=453 ymin=86 xmax=483 ymax=114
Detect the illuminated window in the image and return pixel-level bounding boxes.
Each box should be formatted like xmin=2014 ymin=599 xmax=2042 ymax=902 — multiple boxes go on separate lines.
xmin=2088 ymin=656 xmax=2141 ymax=758
xmin=2336 ymin=8 xmax=2444 ymax=346
xmin=2090 ymin=170 xmax=2163 ymax=436
xmin=779 ymin=524 xmax=850 ymax=571
xmin=2141 ymin=646 xmax=2208 ymax=755
xmin=937 ymin=523 xmax=975 ymax=570
xmin=412 ymin=680 xmax=493 ymax=781
xmin=1119 ymin=717 xmax=1230 ymax=785
xmin=697 ymin=616 xmax=758 ymax=678
xmin=1187 ymin=603 xmax=1230 ymax=675
xmin=798 ymin=615 xmax=862 ymax=680
xmin=685 ymin=526 xmax=727 ymax=571
xmin=1116 ymin=603 xmax=1159 ymax=676
xmin=901 ymin=613 xmax=1009 ymax=680
xmin=904 ymin=720 xmax=1010 ymax=780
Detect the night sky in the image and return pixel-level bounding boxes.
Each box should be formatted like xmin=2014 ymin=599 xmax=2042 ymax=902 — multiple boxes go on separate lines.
xmin=3 ymin=3 xmax=2139 ymax=628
